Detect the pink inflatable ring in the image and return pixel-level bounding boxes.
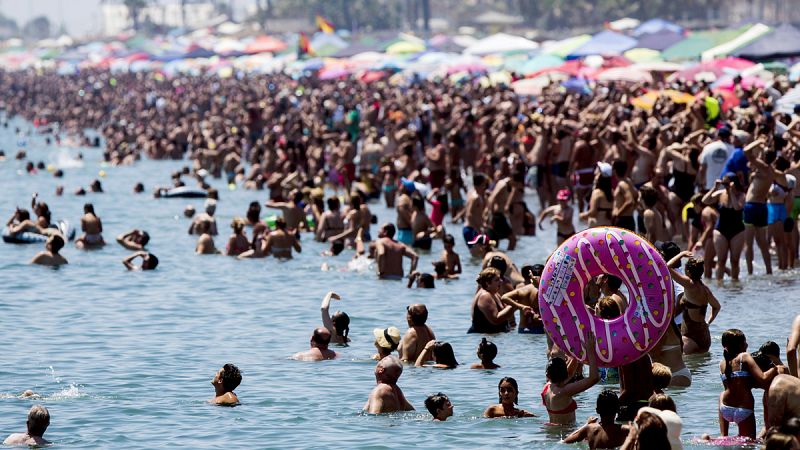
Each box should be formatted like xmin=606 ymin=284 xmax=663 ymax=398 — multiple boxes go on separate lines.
xmin=539 ymin=227 xmax=673 ymax=367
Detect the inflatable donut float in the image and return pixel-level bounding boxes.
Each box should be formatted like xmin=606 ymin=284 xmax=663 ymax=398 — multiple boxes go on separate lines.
xmin=538 ymin=227 xmax=674 ymax=367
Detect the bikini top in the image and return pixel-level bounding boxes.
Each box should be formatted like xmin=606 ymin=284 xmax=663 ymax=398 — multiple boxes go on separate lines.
xmin=720 ymin=355 xmax=751 ymax=383
xmin=541 ymin=382 xmax=578 ymax=415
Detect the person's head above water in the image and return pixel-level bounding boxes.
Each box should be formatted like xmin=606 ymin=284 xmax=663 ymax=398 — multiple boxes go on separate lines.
xmin=84 ymin=203 xmax=95 ymax=215
xmin=477 ymin=337 xmax=498 ymax=363
xmin=25 ymin=405 xmax=49 ymax=438
xmin=406 ymin=304 xmax=428 ymax=326
xmin=476 ymin=267 xmax=501 ymax=291
xmin=184 ymin=205 xmax=196 ymax=218
xmin=596 ymin=389 xmax=620 ymax=419
xmin=331 ymin=311 xmax=350 ymax=341
xmin=722 ymin=328 xmax=747 ymax=381
xmin=685 ymin=257 xmax=704 ymax=281
xmin=375 ymin=355 xmax=403 ymax=385
xmin=373 ymin=326 xmax=401 ymax=353
xmin=546 ymin=356 xmax=569 ymax=384
xmin=433 ymin=342 xmax=459 ymax=368
xmin=311 ymin=327 xmax=332 ymax=349
xmin=488 ymin=255 xmax=508 ymax=275
xmin=425 ymin=393 xmax=453 ymax=421
xmin=47 ymin=235 xmax=64 ymax=254
xmin=497 ymin=377 xmax=520 ymax=405
xmin=213 ymin=363 xmax=242 ymax=393
xmin=204 ymin=199 xmax=216 ymax=215
xmin=142 ymin=252 xmax=159 ymax=270
xmin=521 ymin=264 xmax=544 ymax=284
xmin=595 ymin=296 xmax=622 ymax=319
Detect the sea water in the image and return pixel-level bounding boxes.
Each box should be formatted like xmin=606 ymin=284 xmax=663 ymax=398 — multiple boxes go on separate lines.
xmin=0 ymin=115 xmax=788 ymax=449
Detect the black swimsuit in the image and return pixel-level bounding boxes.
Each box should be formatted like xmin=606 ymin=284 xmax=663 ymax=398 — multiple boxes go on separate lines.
xmin=715 ymin=206 xmax=745 ymax=241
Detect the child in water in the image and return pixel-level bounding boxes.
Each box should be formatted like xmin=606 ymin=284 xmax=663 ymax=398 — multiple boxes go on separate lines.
xmin=470 ymin=338 xmax=500 ymax=369
xmin=542 ymin=332 xmax=599 ymax=425
xmin=424 ymin=393 xmax=453 ymax=421
xmin=563 ymin=389 xmax=628 ymax=449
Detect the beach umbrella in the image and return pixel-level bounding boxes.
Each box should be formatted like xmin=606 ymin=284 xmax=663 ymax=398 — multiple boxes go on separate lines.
xmin=543 ymin=35 xmax=591 ymax=58
xmin=318 ymin=67 xmax=349 ymax=80
xmin=777 ymin=86 xmax=800 ymax=114
xmin=464 ymin=33 xmax=538 ymax=56
xmin=245 ymin=36 xmax=287 ymax=54
xmin=623 ymin=48 xmax=662 ymax=63
xmin=662 ymin=27 xmax=746 ymax=61
xmin=630 ymin=61 xmax=683 ymax=73
xmin=607 ymin=18 xmax=640 ymax=32
xmin=633 ymin=19 xmax=683 ymax=36
xmin=385 ymin=41 xmax=425 ymax=54
xmin=635 ymin=30 xmax=686 ymax=51
xmin=511 ymin=76 xmax=555 ymax=96
xmin=701 ymin=23 xmax=771 ymax=61
xmin=568 ymin=30 xmax=637 ymax=58
xmin=733 ymin=24 xmax=800 ymax=61
xmin=631 ymin=90 xmax=695 ymax=110
xmin=561 ymin=78 xmax=591 ymax=94
xmin=670 ymin=57 xmax=755 ymax=82
xmin=597 ymin=67 xmax=653 ymax=83
xmin=359 ymin=70 xmax=387 ymax=83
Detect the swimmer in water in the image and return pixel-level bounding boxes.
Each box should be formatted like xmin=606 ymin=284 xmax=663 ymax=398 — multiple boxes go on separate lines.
xmin=210 ymin=363 xmax=241 ymax=406
xmin=75 ymin=203 xmax=105 ymax=249
xmin=320 ymin=291 xmax=350 ymax=345
xmin=293 ymin=327 xmax=337 ymax=361
xmin=122 ymin=251 xmax=159 ymax=270
xmin=563 ymin=389 xmax=629 ymax=449
xmin=440 ymin=234 xmax=462 ymax=276
xmin=364 ymin=356 xmax=414 ymax=414
xmin=31 ymin=234 xmax=68 ymax=267
xmin=263 ymin=217 xmax=301 ymax=258
xmin=398 ymin=304 xmax=436 ymax=363
xmin=3 ymin=405 xmax=51 ymax=446
xmin=195 ymin=220 xmax=220 ymax=255
xmin=6 ymin=208 xmax=59 ymax=238
xmin=415 ymin=340 xmax=459 ymax=368
xmin=225 ymin=218 xmax=249 ymax=256
xmin=542 ymin=333 xmax=600 ymax=425
xmin=425 ymin=393 xmax=453 ymax=421
xmin=470 ymin=338 xmax=500 ymax=369
xmin=372 ymin=326 xmax=401 ymax=360
xmin=484 ymin=377 xmax=535 ymax=418
xmin=116 ymin=229 xmax=150 ymax=251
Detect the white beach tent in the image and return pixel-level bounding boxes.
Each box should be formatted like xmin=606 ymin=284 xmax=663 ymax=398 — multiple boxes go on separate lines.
xmin=464 ymin=33 xmax=538 ymax=56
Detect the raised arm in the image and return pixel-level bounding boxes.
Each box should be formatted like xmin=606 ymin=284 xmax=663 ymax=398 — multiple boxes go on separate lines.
xmin=559 ymin=332 xmax=600 ymax=396
xmin=415 ymin=340 xmax=435 ymax=367
xmin=320 ymin=291 xmax=340 ymax=334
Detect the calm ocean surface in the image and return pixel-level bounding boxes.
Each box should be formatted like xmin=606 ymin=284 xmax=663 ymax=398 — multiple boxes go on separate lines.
xmin=0 ymin=115 xmax=794 ymax=449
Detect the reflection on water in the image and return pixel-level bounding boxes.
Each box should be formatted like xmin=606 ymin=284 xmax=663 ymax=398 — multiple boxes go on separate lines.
xmin=0 ymin=116 xmax=795 ymax=449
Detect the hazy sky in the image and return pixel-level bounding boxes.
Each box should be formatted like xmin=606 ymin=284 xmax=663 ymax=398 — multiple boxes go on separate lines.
xmin=0 ymin=0 xmax=253 ymax=37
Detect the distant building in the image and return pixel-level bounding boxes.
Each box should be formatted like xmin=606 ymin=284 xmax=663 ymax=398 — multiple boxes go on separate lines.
xmin=101 ymin=2 xmax=218 ymax=35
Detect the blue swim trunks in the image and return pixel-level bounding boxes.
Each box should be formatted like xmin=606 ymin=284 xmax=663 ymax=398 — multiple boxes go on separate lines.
xmin=744 ymin=202 xmax=768 ymax=227
xmin=397 ymin=228 xmax=413 ymax=246
xmin=463 ymin=226 xmax=479 ymax=247
xmin=768 ymin=203 xmax=787 ymax=225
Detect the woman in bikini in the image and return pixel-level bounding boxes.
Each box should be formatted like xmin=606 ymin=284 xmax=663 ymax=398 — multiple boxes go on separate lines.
xmin=76 ymin=203 xmax=105 ymax=249
xmin=264 ymin=217 xmax=301 ymax=259
xmin=483 ymin=377 xmax=535 ymax=418
xmin=667 ymin=251 xmax=721 ymax=354
xmin=237 ymin=223 xmax=267 ymax=259
xmin=718 ymin=329 xmax=781 ymax=439
xmin=320 ymin=291 xmax=350 ymax=345
xmin=579 ymin=166 xmax=614 ymax=227
xmin=702 ymin=173 xmax=745 ymax=281
xmin=541 ymin=332 xmax=599 ymax=425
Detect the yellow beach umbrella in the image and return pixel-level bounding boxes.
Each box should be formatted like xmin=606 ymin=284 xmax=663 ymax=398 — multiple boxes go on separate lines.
xmin=631 ymin=89 xmax=695 ymax=110
xmin=385 ymin=41 xmax=425 ymax=55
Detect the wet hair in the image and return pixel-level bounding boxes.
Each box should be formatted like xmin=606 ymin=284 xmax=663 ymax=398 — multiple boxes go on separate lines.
xmin=596 ymin=296 xmax=621 ymax=319
xmin=442 ymin=234 xmax=455 ymax=246
xmin=433 ymin=342 xmax=459 ymax=368
xmin=640 ymin=185 xmax=659 ymax=208
xmin=759 ymin=341 xmax=781 ymax=358
xmin=722 ymin=329 xmax=747 ymax=382
xmin=140 ymin=231 xmax=150 ymax=246
xmin=49 ymin=235 xmax=65 ymax=253
xmin=604 ymin=275 xmax=622 ymax=291
xmin=596 ymin=389 xmax=620 ymax=418
xmin=349 ymin=194 xmax=361 ymax=209
xmin=476 ymin=267 xmax=501 ymax=289
xmin=546 ymin=356 xmax=569 ymax=383
xmin=498 ymin=377 xmax=520 ymax=404
xmin=332 ymin=311 xmax=350 ymax=340
xmin=488 ymin=255 xmax=508 ymax=274
xmin=685 ymin=257 xmax=704 ymax=281
xmin=596 ymin=173 xmax=613 ymax=202
xmin=326 ymin=196 xmax=340 ymax=211
xmin=648 ymin=393 xmax=677 ymax=412
xmin=418 ymin=273 xmax=435 ymax=288
xmin=26 ymin=405 xmax=50 ymax=437
xmin=219 ymin=363 xmax=242 ymax=392
xmin=432 ymin=260 xmax=447 ymax=276
xmin=635 ymin=411 xmax=671 ymax=450
xmin=407 ymin=304 xmax=428 ymax=326
xmin=143 ymin=253 xmax=159 ymax=270
xmin=424 ymin=392 xmax=450 ymax=416
xmin=84 ymin=203 xmax=95 ymax=215
xmin=274 ymin=217 xmax=287 ymax=230
xmin=612 ymin=159 xmax=628 ymax=177
xmin=651 ymin=363 xmax=672 ymax=391
xmin=134 ymin=182 xmax=144 ymax=193
xmin=477 ymin=337 xmax=497 ymax=362
xmin=16 ymin=209 xmax=31 ymax=221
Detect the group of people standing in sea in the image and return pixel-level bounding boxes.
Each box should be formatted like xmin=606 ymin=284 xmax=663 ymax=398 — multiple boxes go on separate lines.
xmin=4 ymin=66 xmax=800 ymax=448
